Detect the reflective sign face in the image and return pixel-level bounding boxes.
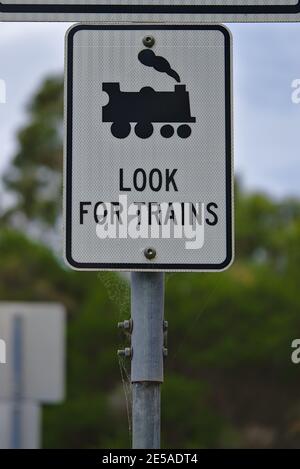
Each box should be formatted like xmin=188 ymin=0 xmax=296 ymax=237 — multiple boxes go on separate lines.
xmin=0 ymin=1 xmax=299 ymax=22
xmin=64 ymin=24 xmax=233 ymax=272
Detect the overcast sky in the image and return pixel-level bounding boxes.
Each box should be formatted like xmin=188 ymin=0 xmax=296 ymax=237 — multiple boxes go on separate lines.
xmin=0 ymin=22 xmax=299 ymax=199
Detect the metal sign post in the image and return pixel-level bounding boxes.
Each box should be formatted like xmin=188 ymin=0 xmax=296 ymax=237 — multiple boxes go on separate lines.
xmin=65 ymin=22 xmax=233 ymax=448
xmin=131 ymin=272 xmax=164 ymax=449
xmin=11 ymin=315 xmax=24 ymax=449
xmin=118 ymin=273 xmax=165 ymax=448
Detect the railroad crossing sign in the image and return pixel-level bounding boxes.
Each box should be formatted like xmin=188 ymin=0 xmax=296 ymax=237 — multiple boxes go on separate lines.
xmin=64 ymin=24 xmax=233 ymax=272
xmin=0 ymin=1 xmax=299 ymax=22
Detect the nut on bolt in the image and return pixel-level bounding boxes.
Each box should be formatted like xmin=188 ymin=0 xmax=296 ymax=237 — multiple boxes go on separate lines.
xmin=118 ymin=319 xmax=133 ymax=333
xmin=117 ymin=347 xmax=132 ymax=358
xmin=163 ymin=347 xmax=168 ymax=357
xmin=143 ymin=35 xmax=155 ymax=48
xmin=144 ymin=247 xmax=156 ymax=260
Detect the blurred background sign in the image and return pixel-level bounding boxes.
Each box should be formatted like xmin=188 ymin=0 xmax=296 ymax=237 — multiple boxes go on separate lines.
xmin=0 ymin=302 xmax=65 ymax=448
xmin=0 ymin=302 xmax=65 ymax=402
xmin=0 ymin=0 xmax=299 ymax=22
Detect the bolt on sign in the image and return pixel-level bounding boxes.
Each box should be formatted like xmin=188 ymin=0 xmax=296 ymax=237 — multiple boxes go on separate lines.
xmin=0 ymin=1 xmax=299 ymax=22
xmin=64 ymin=24 xmax=233 ymax=272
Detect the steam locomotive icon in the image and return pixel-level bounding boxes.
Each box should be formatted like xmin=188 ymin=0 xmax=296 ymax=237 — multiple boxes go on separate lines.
xmin=102 ymin=82 xmax=196 ymax=139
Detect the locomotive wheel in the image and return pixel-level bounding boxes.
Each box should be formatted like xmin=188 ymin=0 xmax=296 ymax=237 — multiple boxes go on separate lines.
xmin=140 ymin=86 xmax=155 ymax=95
xmin=111 ymin=122 xmax=131 ymax=139
xmin=135 ymin=122 xmax=153 ymax=139
xmin=160 ymin=125 xmax=174 ymax=138
xmin=177 ymin=125 xmax=191 ymax=139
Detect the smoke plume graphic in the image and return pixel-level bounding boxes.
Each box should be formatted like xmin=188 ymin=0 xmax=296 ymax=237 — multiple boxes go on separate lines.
xmin=138 ymin=49 xmax=181 ymax=83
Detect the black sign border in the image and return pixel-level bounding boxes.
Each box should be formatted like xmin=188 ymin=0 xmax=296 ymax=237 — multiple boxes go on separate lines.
xmin=65 ymin=24 xmax=233 ymax=271
xmin=1 ymin=1 xmax=300 ymax=15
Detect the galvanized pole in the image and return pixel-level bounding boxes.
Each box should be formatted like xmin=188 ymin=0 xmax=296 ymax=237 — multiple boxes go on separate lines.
xmin=11 ymin=315 xmax=24 ymax=449
xmin=130 ymin=272 xmax=165 ymax=449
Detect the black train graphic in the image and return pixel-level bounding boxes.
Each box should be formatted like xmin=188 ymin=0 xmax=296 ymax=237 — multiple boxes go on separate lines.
xmin=102 ymin=83 xmax=196 ymax=139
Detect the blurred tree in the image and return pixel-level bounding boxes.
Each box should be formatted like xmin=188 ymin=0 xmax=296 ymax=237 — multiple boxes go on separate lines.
xmin=2 ymin=76 xmax=64 ymax=235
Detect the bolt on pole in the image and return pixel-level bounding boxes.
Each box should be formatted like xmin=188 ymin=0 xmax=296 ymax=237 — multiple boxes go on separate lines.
xmin=130 ymin=272 xmax=165 ymax=449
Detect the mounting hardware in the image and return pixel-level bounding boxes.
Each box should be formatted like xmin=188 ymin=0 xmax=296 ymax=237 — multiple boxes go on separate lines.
xmin=163 ymin=320 xmax=168 ymax=331
xmin=117 ymin=347 xmax=132 ymax=358
xmin=143 ymin=35 xmax=155 ymax=48
xmin=144 ymin=247 xmax=156 ymax=260
xmin=118 ymin=319 xmax=133 ymax=333
xmin=163 ymin=347 xmax=168 ymax=358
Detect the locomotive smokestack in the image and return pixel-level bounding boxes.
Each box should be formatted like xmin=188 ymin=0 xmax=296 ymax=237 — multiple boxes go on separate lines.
xmin=138 ymin=49 xmax=181 ymax=83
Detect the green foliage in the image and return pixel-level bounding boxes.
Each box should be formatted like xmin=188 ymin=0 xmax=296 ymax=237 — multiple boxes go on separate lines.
xmin=162 ymin=375 xmax=227 ymax=448
xmin=2 ymin=76 xmax=63 ymax=227
xmin=1 ymin=198 xmax=300 ymax=448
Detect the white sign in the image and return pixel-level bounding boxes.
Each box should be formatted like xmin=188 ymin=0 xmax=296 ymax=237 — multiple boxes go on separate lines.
xmin=64 ymin=24 xmax=233 ymax=272
xmin=0 ymin=303 xmax=65 ymax=402
xmin=0 ymin=1 xmax=299 ymax=22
